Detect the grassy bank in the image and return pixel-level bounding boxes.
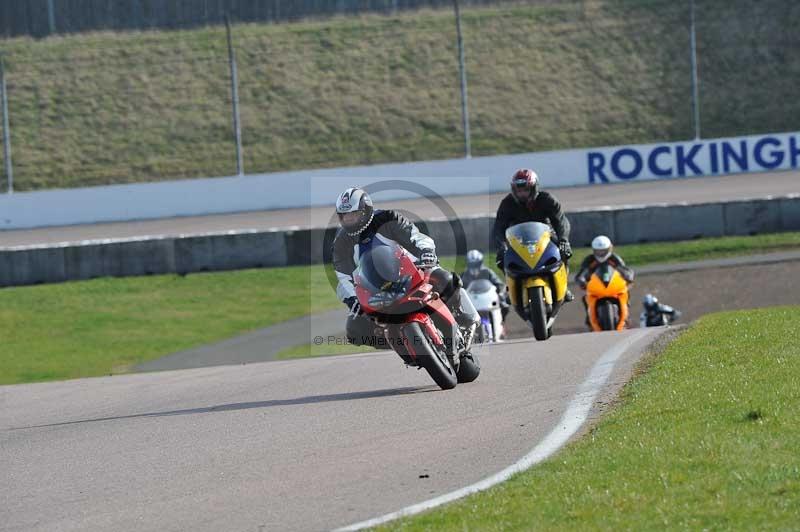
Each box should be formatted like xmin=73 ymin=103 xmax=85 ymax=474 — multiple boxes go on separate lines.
xmin=0 ymin=0 xmax=797 ymax=189
xmin=382 ymin=306 xmax=800 ymax=530
xmin=1 ymin=232 xmax=799 ymax=385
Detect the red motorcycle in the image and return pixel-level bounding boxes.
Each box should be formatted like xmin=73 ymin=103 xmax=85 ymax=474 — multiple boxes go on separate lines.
xmin=353 ymin=240 xmax=480 ymax=390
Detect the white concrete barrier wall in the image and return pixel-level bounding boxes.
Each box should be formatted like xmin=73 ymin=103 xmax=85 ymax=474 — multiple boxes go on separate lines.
xmin=0 ymin=131 xmax=798 ymax=230
xmin=1 ymin=196 xmax=798 ymax=288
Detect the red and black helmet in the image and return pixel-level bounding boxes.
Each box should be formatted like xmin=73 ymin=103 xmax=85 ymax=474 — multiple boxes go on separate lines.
xmin=510 ymin=168 xmax=539 ymax=204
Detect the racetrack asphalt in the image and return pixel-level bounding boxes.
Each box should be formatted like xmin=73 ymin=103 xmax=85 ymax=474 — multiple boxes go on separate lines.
xmin=1 ymin=170 xmax=797 ymax=247
xmin=1 ymin=328 xmax=664 ymax=532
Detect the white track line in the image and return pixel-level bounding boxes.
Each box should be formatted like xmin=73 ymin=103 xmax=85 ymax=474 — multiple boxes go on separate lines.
xmin=335 ymin=329 xmax=653 ymax=531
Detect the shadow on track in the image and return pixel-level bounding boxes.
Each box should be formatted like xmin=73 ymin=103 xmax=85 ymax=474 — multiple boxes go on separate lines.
xmin=8 ymin=386 xmax=435 ymax=431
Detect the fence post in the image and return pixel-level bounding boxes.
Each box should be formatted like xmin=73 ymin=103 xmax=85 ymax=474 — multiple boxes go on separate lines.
xmin=1 ymin=56 xmax=13 ymax=194
xmin=689 ymin=0 xmax=701 ymax=139
xmin=225 ymin=15 xmax=244 ymax=176
xmin=453 ymin=0 xmax=471 ymax=158
xmin=47 ymin=0 xmax=56 ymax=35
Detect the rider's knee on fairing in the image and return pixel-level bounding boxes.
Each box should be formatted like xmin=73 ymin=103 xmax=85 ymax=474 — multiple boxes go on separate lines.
xmin=428 ymin=267 xmax=480 ymax=328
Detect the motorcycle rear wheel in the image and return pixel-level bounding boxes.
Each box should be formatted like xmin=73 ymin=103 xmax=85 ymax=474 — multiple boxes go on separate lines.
xmin=456 ymin=352 xmax=481 ymax=383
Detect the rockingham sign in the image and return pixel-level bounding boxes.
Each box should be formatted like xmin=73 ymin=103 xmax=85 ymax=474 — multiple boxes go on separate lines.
xmin=586 ymin=132 xmax=800 ymax=184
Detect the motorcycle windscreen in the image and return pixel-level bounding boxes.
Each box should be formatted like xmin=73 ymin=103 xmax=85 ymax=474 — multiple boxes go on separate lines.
xmin=354 ymin=241 xmax=418 ymax=309
xmin=595 ymin=263 xmax=615 ymax=286
xmin=505 ymin=222 xmax=550 ymax=246
xmin=504 ymin=222 xmax=560 ymax=273
xmin=466 ymin=278 xmax=495 ymax=294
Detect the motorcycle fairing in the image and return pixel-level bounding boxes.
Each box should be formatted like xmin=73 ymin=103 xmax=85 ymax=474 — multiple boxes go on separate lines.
xmin=503 ymin=222 xmax=568 ymax=309
xmin=586 ymin=265 xmax=630 ymax=331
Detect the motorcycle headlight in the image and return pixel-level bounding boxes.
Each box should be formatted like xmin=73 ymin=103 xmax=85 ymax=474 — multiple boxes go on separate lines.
xmin=368 ymin=292 xmax=399 ymax=309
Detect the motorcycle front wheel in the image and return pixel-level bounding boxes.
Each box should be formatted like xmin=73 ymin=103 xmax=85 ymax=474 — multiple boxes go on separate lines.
xmin=403 ymin=322 xmax=457 ymax=390
xmin=528 ymin=286 xmax=549 ymax=341
xmin=597 ymin=300 xmax=620 ymax=331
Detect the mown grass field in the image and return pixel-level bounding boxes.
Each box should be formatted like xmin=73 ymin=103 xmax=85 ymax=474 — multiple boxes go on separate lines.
xmin=381 ymin=306 xmax=800 ymax=530
xmin=1 ymin=231 xmax=798 ymax=385
xmin=0 ymin=0 xmax=797 ymax=190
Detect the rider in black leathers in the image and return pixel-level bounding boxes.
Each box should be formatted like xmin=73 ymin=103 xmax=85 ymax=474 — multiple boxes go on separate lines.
xmin=492 ymin=168 xmax=574 ymax=306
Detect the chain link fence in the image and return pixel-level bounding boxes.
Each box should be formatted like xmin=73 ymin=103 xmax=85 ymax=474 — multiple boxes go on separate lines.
xmin=0 ymin=0 xmax=797 ymax=192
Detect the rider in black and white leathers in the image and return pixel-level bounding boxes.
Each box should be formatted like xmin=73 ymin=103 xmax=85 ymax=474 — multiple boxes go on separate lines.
xmin=332 ymin=188 xmax=479 ymax=348
xmin=640 ymin=294 xmax=682 ymax=327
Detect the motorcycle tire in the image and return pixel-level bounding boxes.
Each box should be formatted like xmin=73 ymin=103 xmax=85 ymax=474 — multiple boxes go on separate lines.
xmin=528 ymin=286 xmax=549 ymax=341
xmin=597 ymin=300 xmax=619 ymax=331
xmin=404 ymin=322 xmax=457 ymax=390
xmin=456 ymin=352 xmax=481 ymax=383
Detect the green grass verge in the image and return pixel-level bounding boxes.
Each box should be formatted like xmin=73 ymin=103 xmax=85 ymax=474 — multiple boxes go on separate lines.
xmin=485 ymin=231 xmax=800 ymax=277
xmin=0 ymin=265 xmax=340 ymax=385
xmin=0 ymin=0 xmax=797 ymax=190
xmin=575 ymin=231 xmax=800 ymax=268
xmin=1 ymin=232 xmax=798 ymax=385
xmin=380 ymin=306 xmax=800 ymax=530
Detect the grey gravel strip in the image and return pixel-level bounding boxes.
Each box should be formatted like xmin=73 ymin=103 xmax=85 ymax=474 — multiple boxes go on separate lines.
xmin=134 ymin=308 xmax=347 ymax=372
xmin=636 ymin=249 xmax=800 ymax=275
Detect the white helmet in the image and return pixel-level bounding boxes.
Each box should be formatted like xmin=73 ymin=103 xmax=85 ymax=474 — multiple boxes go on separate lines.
xmin=591 ymin=235 xmax=613 ymax=263
xmin=466 ymin=249 xmax=484 ymax=275
xmin=336 ymin=187 xmax=374 ymax=236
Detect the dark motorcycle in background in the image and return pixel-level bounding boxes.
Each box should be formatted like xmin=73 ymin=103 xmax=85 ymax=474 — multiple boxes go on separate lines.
xmin=353 ymin=240 xmax=480 ymax=390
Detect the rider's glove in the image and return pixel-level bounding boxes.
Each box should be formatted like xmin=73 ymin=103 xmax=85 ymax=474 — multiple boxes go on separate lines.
xmin=344 ymin=296 xmax=362 ymax=317
xmin=558 ymin=239 xmax=573 ymax=259
xmin=576 ymin=273 xmax=588 ymax=289
xmin=419 ymin=250 xmax=438 ymax=267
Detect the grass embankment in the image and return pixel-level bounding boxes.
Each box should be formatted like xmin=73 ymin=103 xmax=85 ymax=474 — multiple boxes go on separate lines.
xmin=0 ymin=266 xmax=339 ymax=384
xmin=2 ymin=232 xmax=799 ymax=384
xmin=0 ymin=0 xmax=797 ymax=189
xmin=381 ymin=306 xmax=800 ymax=530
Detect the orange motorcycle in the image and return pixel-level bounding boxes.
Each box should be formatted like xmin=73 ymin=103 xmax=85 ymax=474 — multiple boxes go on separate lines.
xmin=584 ymin=262 xmax=631 ymax=331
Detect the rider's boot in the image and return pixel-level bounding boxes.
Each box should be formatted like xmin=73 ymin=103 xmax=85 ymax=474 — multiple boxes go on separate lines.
xmin=446 ymin=287 xmax=480 ymax=356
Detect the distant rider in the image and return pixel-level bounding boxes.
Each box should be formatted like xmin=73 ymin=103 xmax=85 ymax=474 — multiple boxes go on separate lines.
xmin=460 ymin=249 xmax=510 ymax=321
xmin=574 ymin=235 xmax=635 ymax=288
xmin=332 ymin=187 xmax=479 ymax=349
xmin=492 ymin=168 xmax=574 ymax=302
xmin=640 ymin=294 xmax=682 ymax=327
xmin=575 ymin=235 xmax=635 ymax=327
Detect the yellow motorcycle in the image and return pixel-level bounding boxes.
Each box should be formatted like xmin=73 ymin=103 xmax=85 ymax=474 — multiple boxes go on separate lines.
xmin=502 ymin=222 xmax=569 ymax=340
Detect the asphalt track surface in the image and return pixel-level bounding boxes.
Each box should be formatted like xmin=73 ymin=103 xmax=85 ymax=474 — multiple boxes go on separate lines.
xmin=1 ymin=329 xmax=663 ymax=532
xmin=1 ymin=170 xmax=798 ymax=247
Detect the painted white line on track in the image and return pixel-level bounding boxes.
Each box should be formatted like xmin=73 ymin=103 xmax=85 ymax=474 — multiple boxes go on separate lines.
xmin=335 ymin=329 xmax=653 ymax=531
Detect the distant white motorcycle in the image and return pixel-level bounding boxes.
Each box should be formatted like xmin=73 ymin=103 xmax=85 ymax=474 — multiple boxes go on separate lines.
xmin=466 ymin=279 xmax=504 ymax=343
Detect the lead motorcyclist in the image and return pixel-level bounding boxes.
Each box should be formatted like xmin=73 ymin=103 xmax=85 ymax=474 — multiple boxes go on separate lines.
xmin=332 ymin=187 xmax=480 ymax=350
xmin=492 ymin=168 xmax=574 ymax=302
xmin=460 ymin=249 xmax=510 ymax=321
xmin=640 ymin=294 xmax=682 ymax=327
